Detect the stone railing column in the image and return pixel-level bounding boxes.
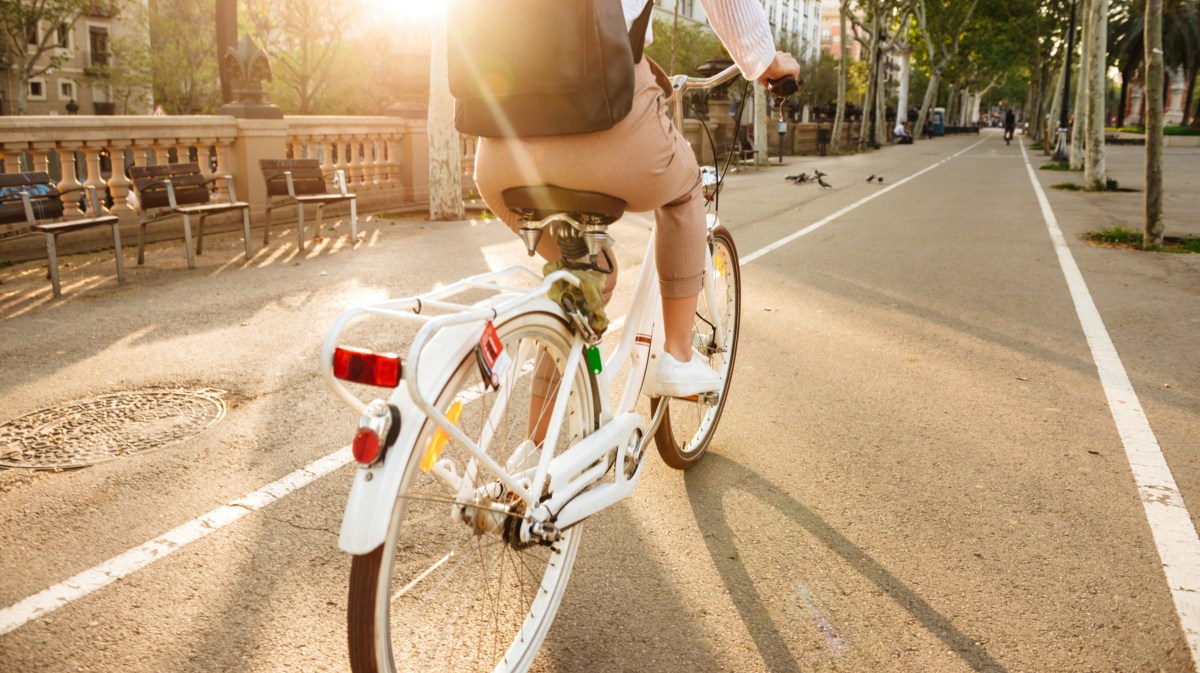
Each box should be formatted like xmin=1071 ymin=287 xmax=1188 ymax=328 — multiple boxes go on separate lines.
xmin=82 ymin=143 xmax=111 ymax=215
xmin=229 ymin=120 xmax=287 ymax=222
xmin=56 ymin=145 xmax=85 ymax=218
xmin=197 ymin=139 xmax=216 ymax=183
xmin=348 ymin=136 xmax=365 ymax=189
xmin=106 ymin=144 xmax=134 ymax=221
xmin=399 ymin=122 xmax=429 ymax=203
xmin=385 ymin=134 xmax=402 ymax=196
xmin=363 ymin=139 xmax=379 ymax=191
xmin=214 ymin=139 xmax=234 ymax=201
xmin=319 ymin=137 xmax=335 ymax=175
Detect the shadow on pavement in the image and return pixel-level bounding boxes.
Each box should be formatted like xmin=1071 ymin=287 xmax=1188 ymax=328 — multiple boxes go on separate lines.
xmin=685 ymin=453 xmax=1009 ymax=673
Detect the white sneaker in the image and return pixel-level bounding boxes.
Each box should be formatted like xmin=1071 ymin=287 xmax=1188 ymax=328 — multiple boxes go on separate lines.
xmin=651 ymin=349 xmax=722 ymax=398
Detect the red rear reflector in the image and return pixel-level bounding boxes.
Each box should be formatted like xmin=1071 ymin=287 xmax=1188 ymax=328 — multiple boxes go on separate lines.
xmin=352 ymin=428 xmax=381 ymax=465
xmin=334 ymin=347 xmax=402 ymax=387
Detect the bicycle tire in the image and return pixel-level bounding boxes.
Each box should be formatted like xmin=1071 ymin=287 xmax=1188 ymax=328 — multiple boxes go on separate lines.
xmin=652 ymin=225 xmax=741 ymax=469
xmin=348 ymin=311 xmax=599 ymax=673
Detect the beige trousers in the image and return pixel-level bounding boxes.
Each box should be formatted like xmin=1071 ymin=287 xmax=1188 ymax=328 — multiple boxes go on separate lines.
xmin=474 ymin=58 xmax=707 ymax=299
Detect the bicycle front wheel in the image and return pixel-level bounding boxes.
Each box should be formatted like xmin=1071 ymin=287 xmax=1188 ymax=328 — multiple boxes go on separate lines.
xmin=348 ymin=311 xmax=599 ymax=673
xmin=652 ymin=225 xmax=741 ymax=469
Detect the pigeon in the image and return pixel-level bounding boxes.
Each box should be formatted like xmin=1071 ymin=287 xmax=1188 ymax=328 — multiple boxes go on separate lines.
xmin=866 ymin=174 xmax=875 ymax=182
xmin=817 ymin=175 xmax=833 ymax=189
xmin=877 ymin=176 xmax=884 ymax=183
xmin=785 ymin=173 xmax=812 ymax=184
xmin=814 ymin=169 xmax=828 ymax=178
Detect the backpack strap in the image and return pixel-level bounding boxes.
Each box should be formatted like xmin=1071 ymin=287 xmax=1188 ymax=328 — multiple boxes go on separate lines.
xmin=629 ymin=0 xmax=655 ymax=64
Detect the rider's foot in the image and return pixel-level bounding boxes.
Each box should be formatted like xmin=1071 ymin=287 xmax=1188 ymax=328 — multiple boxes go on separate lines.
xmin=652 ymin=349 xmax=721 ymax=398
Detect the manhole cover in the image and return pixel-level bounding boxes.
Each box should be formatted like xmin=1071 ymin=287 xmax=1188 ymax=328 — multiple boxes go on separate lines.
xmin=0 ymin=388 xmax=227 ymax=470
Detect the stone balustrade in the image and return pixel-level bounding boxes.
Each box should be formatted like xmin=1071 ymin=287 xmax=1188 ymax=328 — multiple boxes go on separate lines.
xmin=0 ymin=115 xmax=452 ymax=259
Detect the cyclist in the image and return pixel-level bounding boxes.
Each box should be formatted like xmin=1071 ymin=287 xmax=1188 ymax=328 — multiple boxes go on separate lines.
xmin=474 ymin=0 xmax=799 ymax=398
xmin=1004 ymin=108 xmax=1016 ymax=145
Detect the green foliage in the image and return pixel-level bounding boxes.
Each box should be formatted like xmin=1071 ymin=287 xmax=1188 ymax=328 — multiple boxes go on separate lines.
xmin=147 ymin=0 xmax=221 ymax=113
xmin=80 ymin=32 xmax=153 ymax=114
xmin=1051 ymin=181 xmax=1081 ymax=190
xmin=1165 ymin=125 xmax=1200 ymax=135
xmin=245 ymin=0 xmax=358 ymax=115
xmin=1041 ymin=161 xmax=1079 ymax=171
xmin=1086 ymin=226 xmax=1200 ymax=253
xmin=643 ymin=18 xmax=729 ymax=77
xmin=1087 ymin=225 xmax=1142 ymax=244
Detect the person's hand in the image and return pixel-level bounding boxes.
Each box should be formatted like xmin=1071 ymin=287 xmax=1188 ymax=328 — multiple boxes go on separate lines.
xmin=758 ymin=51 xmax=800 ymax=88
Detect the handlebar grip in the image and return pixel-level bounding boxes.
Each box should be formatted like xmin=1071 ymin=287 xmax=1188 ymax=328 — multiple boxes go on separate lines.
xmin=766 ymin=75 xmax=799 ymax=98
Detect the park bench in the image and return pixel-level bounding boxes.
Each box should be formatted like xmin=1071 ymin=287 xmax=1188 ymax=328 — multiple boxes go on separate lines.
xmin=129 ymin=163 xmax=251 ymax=270
xmin=0 ymin=172 xmax=125 ymax=297
xmin=259 ymin=159 xmax=357 ymax=251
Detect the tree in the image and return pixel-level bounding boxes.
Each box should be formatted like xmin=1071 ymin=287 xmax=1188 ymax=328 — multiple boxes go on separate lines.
xmin=912 ymin=0 xmax=982 ymax=142
xmin=832 ymin=0 xmax=854 ymax=152
xmin=1145 ymin=0 xmax=1165 ymax=247
xmin=0 ymin=0 xmax=94 ymax=114
xmin=644 ymin=17 xmax=728 ymax=78
xmin=427 ymin=3 xmax=463 ymax=221
xmin=1084 ymin=0 xmax=1109 ymax=189
xmin=245 ymin=0 xmax=356 ymax=114
xmin=81 ymin=33 xmax=153 ymax=114
xmin=146 ymin=0 xmax=220 ymax=113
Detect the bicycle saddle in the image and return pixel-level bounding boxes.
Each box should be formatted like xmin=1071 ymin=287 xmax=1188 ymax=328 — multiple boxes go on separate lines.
xmin=503 ymin=185 xmax=626 ymax=225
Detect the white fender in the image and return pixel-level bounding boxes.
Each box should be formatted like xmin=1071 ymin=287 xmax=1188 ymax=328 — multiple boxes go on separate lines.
xmin=338 ymin=297 xmax=568 ymax=555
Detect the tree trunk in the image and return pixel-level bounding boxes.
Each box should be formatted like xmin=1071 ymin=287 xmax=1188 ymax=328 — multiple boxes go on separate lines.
xmin=1070 ymin=0 xmax=1090 ymax=170
xmin=915 ymin=69 xmax=941 ymax=142
xmin=1084 ymin=0 xmax=1107 ymax=189
xmin=1046 ymin=56 xmax=1067 ymax=153
xmin=1144 ymin=0 xmax=1164 ymax=247
xmin=428 ymin=5 xmax=464 ymax=221
xmin=1116 ymin=64 xmax=1131 ymax=127
xmin=832 ymin=0 xmax=850 ymax=152
xmin=1183 ymin=65 xmax=1198 ymax=127
xmin=859 ymin=20 xmax=879 ymax=146
xmin=898 ymin=49 xmax=911 ymax=123
xmin=754 ymin=81 xmax=768 ymax=164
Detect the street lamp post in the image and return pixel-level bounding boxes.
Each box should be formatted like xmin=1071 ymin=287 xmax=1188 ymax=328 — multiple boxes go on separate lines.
xmin=1052 ymin=0 xmax=1079 ymax=162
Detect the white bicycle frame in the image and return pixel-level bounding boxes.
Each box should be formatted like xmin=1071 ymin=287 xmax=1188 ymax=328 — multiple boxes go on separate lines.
xmin=324 ymin=65 xmax=742 ymax=555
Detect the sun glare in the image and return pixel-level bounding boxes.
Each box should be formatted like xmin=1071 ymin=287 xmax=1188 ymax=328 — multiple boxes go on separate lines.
xmin=372 ymin=0 xmax=447 ymax=26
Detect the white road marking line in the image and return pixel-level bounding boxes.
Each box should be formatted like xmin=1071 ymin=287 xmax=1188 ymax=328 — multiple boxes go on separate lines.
xmin=1019 ymin=140 xmax=1200 ymax=670
xmin=0 ymin=448 xmax=353 ymax=637
xmin=0 ymin=138 xmax=983 ymax=637
xmin=740 ymin=137 xmax=988 ymax=265
xmin=0 ymin=313 xmax=635 ymax=636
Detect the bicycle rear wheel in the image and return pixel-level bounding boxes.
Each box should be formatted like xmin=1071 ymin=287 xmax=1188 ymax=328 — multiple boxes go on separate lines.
xmin=652 ymin=225 xmax=741 ymax=469
xmin=348 ymin=311 xmax=598 ymax=673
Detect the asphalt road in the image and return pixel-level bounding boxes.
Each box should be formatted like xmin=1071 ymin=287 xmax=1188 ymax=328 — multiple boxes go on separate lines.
xmin=1 ymin=131 xmax=1197 ymax=672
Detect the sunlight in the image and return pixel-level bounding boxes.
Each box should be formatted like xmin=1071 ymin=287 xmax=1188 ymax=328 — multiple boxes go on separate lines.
xmin=368 ymin=0 xmax=447 ymax=27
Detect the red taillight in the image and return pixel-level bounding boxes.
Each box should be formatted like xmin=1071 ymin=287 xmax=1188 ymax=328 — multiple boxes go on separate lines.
xmin=334 ymin=347 xmax=402 ymax=387
xmin=352 ymin=428 xmax=381 ymax=465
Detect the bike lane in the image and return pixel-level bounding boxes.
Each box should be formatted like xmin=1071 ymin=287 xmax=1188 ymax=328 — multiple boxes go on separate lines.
xmin=679 ymin=130 xmax=1198 ymax=671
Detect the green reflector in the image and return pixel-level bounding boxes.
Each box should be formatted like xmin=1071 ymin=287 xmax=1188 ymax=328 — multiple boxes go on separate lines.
xmin=585 ymin=345 xmax=602 ymax=375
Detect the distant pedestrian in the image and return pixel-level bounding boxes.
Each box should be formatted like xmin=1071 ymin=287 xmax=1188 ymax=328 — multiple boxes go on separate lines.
xmin=894 ymin=120 xmax=913 ymax=144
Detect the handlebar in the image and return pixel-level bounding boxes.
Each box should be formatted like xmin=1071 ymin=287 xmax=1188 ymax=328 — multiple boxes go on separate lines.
xmin=669 ymin=65 xmax=799 ymax=129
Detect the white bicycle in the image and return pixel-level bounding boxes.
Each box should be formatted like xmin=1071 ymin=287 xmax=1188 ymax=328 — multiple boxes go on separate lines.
xmin=322 ymin=65 xmax=756 ymax=673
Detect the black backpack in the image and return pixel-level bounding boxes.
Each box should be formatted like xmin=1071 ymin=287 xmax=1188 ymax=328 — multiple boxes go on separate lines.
xmin=447 ymin=0 xmax=655 ymax=138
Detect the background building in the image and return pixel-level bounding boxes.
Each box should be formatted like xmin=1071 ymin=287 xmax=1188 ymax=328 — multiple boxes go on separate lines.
xmin=654 ymin=0 xmax=823 ymax=63
xmin=1 ymin=3 xmax=148 ymax=116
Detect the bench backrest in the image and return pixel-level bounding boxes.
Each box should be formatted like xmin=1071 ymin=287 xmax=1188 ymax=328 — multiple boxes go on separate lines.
xmin=129 ymin=163 xmax=210 ymax=210
xmin=0 ymin=172 xmax=64 ymax=240
xmin=260 ymin=159 xmax=328 ymax=197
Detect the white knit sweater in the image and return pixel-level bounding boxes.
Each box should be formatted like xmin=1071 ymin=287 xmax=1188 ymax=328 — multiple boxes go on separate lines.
xmin=622 ymin=0 xmax=777 ymax=80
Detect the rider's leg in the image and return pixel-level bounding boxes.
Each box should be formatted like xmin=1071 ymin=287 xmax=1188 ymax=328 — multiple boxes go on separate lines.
xmin=652 ymin=180 xmax=722 ymax=397
xmin=526 ymin=250 xmax=616 ymax=443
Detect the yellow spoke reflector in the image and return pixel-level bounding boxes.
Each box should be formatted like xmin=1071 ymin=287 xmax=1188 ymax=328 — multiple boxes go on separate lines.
xmin=421 ymin=400 xmax=463 ymax=472
xmin=714 ymin=252 xmax=726 ymax=277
